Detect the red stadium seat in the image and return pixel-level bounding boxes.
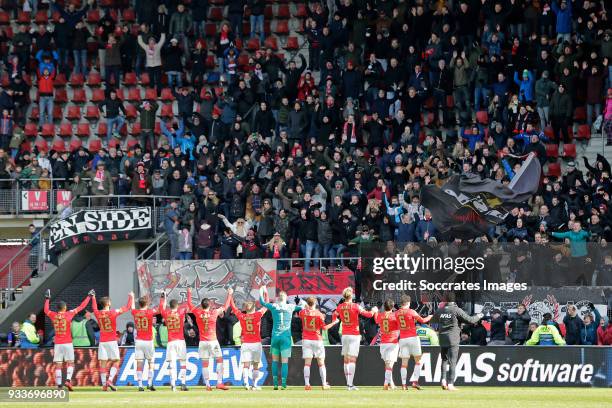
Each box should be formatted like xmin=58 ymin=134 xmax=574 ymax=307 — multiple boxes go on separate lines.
xmin=125 ymin=104 xmax=137 ymax=121
xmin=246 ymin=38 xmax=260 ymax=51
xmin=53 ymin=105 xmax=63 ymax=121
xmin=476 ymin=111 xmax=488 ymax=125
xmin=205 ymin=55 xmax=216 ymax=69
xmin=237 ymin=53 xmax=250 ymax=69
xmin=87 ymin=9 xmax=101 ymax=24
xmin=87 ymin=72 xmax=102 ymax=87
xmin=69 ymin=137 xmax=83 ymax=152
xmin=52 ymin=137 xmax=66 ymax=152
xmin=85 ymin=105 xmax=100 ymax=121
xmin=573 ymin=106 xmax=586 ymax=122
xmin=264 ymin=37 xmax=278 ymax=51
xmin=126 ymin=136 xmax=139 ymax=149
xmin=59 ymin=122 xmax=72 ymax=137
xmin=160 ymin=104 xmax=174 ymax=118
xmin=544 ymin=126 xmax=554 ymax=141
xmin=91 ymin=88 xmax=105 ymax=103
xmin=546 ymin=162 xmax=561 ymax=178
xmin=294 ymin=4 xmax=308 ymax=18
xmin=72 ymin=88 xmax=87 ymax=104
xmin=277 ymin=4 xmax=290 ymax=19
xmin=274 ymin=20 xmax=289 ymax=35
xmin=127 ymin=88 xmax=142 ymax=103
xmin=0 ymin=12 xmax=10 ymax=25
xmin=54 ymin=88 xmax=68 ymax=104
xmin=17 ymin=11 xmax=31 ymax=24
xmin=35 ymin=137 xmax=49 ymax=152
xmin=29 ymin=107 xmax=39 ymax=122
xmin=41 ymin=123 xmax=55 ymax=138
xmin=545 ymin=144 xmax=559 ymax=159
xmin=76 ymin=123 xmax=91 ymax=137
xmin=264 ymin=5 xmax=273 ymax=18
xmin=205 ymin=23 xmax=217 ymax=37
xmin=122 ymin=8 xmax=136 ymax=22
xmin=131 ymin=122 xmax=142 ymax=136
xmin=70 ymin=74 xmax=85 ymax=87
xmin=144 ymin=88 xmax=158 ymax=101
xmin=562 ymin=143 xmax=576 ymax=159
xmin=88 ymin=138 xmax=102 ymax=152
xmin=160 ymin=88 xmax=175 ymax=102
xmin=284 ymin=36 xmax=299 ymax=50
xmin=66 ymin=105 xmax=81 ymax=121
xmin=209 ymin=8 xmax=223 ymax=21
xmin=123 ymin=72 xmax=137 ymax=87
xmin=140 ymin=72 xmax=150 ymax=87
xmin=25 ymin=123 xmax=38 ymax=138
xmin=34 ymin=11 xmax=48 ymax=24
xmin=97 ymin=122 xmax=108 ymax=137
xmin=54 ymin=73 xmax=67 ymax=88
xmin=575 ymin=124 xmax=591 ymax=141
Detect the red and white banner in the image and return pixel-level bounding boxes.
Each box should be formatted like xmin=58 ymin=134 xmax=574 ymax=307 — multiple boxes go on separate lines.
xmin=55 ymin=190 xmax=72 ymax=208
xmin=21 ymin=190 xmax=49 ymax=211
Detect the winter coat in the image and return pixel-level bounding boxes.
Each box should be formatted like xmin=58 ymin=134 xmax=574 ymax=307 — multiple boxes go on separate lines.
xmin=535 ymin=77 xmax=556 ymax=107
xmin=549 ymin=90 xmax=572 ymax=118
xmin=507 ymin=310 xmax=531 ymax=341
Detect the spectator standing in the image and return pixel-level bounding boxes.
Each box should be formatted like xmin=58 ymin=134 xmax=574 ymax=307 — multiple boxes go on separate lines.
xmin=138 ymin=32 xmax=166 ymax=95
xmin=507 ymin=304 xmax=531 ymax=344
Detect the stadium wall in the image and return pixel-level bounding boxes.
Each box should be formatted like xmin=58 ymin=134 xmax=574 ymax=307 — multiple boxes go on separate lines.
xmin=1 ymin=346 xmax=610 ymax=388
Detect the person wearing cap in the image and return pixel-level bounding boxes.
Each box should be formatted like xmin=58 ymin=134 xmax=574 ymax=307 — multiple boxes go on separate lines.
xmin=87 ymin=161 xmax=114 ymax=207
xmin=513 ymin=69 xmax=535 ymax=103
xmin=549 ymin=83 xmax=573 ymax=143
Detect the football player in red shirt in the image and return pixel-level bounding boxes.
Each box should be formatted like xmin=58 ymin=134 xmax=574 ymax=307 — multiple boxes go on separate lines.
xmin=228 ymin=288 xmax=268 ymax=390
xmin=395 ymin=295 xmax=432 ymax=390
xmin=186 ymin=287 xmax=231 ymax=391
xmin=298 ymin=296 xmax=338 ymax=390
xmin=159 ymin=291 xmax=188 ymax=391
xmin=331 ymin=287 xmax=377 ymax=390
xmin=130 ymin=295 xmax=159 ymax=391
xmin=43 ymin=288 xmax=93 ymax=390
xmin=92 ymin=291 xmax=133 ymax=391
xmin=374 ymin=299 xmax=400 ymax=390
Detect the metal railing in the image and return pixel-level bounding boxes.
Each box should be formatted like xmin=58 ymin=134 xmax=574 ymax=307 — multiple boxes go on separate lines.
xmin=137 ymin=233 xmax=171 ymax=261
xmin=0 ymin=178 xmax=89 ymax=216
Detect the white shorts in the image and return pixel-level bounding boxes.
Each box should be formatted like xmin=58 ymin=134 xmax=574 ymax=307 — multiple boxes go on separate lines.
xmin=135 ymin=339 xmax=155 ymax=361
xmin=240 ymin=342 xmax=262 ymax=363
xmin=53 ymin=343 xmax=75 ymax=362
xmin=341 ymin=335 xmax=361 ymax=357
xmin=198 ymin=340 xmax=222 ymax=359
xmin=399 ymin=337 xmax=422 ymax=358
xmin=98 ymin=341 xmax=120 ymax=361
xmin=380 ymin=343 xmax=399 ymax=363
xmin=302 ymin=339 xmax=325 ymax=359
xmin=165 ymin=340 xmax=187 ymax=362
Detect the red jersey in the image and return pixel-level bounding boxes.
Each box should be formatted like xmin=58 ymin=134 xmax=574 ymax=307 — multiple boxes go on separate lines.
xmin=299 ymin=309 xmax=326 ymax=341
xmin=375 ymin=311 xmax=399 ymax=344
xmin=92 ymin=294 xmax=133 ymax=343
xmin=332 ymin=302 xmax=374 ymax=336
xmin=161 ymin=300 xmax=186 ymax=342
xmin=395 ymin=307 xmax=428 ymax=338
xmin=230 ymin=299 xmax=266 ymax=343
xmin=131 ymin=307 xmax=159 ymax=341
xmin=44 ymin=297 xmax=90 ymax=345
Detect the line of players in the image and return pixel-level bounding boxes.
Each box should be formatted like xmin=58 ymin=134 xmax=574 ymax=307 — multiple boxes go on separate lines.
xmin=43 ymin=286 xmax=433 ymax=391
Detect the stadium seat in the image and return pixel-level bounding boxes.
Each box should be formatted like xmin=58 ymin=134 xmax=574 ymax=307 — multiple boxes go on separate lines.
xmin=476 ymin=111 xmax=489 ymax=125
xmin=294 ymin=4 xmax=308 ymax=17
xmin=17 ymin=11 xmax=31 ymax=24
xmin=29 ymin=107 xmax=39 ymax=122
xmin=284 ymin=36 xmax=299 ymax=50
xmin=126 ymin=136 xmax=139 ymax=149
xmin=131 ymin=122 xmax=142 ymax=136
xmin=66 ymin=106 xmax=81 ymax=121
xmin=562 ymin=143 xmax=576 ymax=159
xmin=205 ymin=23 xmax=217 ymax=37
xmin=70 ymin=74 xmax=85 ymax=87
xmin=53 ymin=105 xmax=63 ymax=121
xmin=127 ymin=88 xmax=142 ymax=103
xmin=575 ymin=124 xmax=591 ymax=141
xmin=72 ymin=88 xmax=87 ymax=104
xmin=88 ymin=137 xmax=102 ymax=152
xmin=97 ymin=122 xmax=108 ymax=137
xmin=160 ymin=104 xmax=174 ymax=118
xmin=205 ymin=55 xmax=216 ymax=69
xmin=25 ymin=123 xmax=38 ymax=138
xmin=209 ymin=8 xmax=223 ymax=21
xmin=69 ymin=137 xmax=83 ymax=152
xmin=160 ymin=88 xmax=175 ymax=102
xmin=85 ymin=105 xmax=101 ymax=121
xmin=277 ymin=4 xmax=290 ymax=18
xmin=54 ymin=73 xmax=67 ymax=88
xmin=545 ymin=144 xmax=558 ymax=159
xmin=123 ymin=72 xmax=137 ymax=87
xmin=264 ymin=5 xmax=274 ymax=18
xmin=246 ymin=38 xmax=260 ymax=52
xmin=144 ymin=88 xmax=158 ymax=101
xmin=41 ymin=123 xmax=55 ymax=138
xmin=34 ymin=137 xmax=49 ymax=152
xmin=59 ymin=122 xmax=73 ymax=137
xmin=76 ymin=123 xmax=91 ymax=137
xmin=52 ymin=137 xmax=66 ymax=151
xmin=544 ymin=126 xmax=554 ymax=141
xmin=87 ymin=72 xmax=102 ymax=87
xmin=91 ymin=88 xmax=105 ymax=103
xmin=274 ymin=20 xmax=289 ymax=35
xmin=54 ymin=88 xmax=68 ymax=105
xmin=140 ymin=72 xmax=150 ymax=87
xmin=237 ymin=54 xmax=250 ymax=69
xmin=546 ymin=162 xmax=561 ymax=178
xmin=264 ymin=37 xmax=278 ymax=51
xmin=122 ymin=8 xmax=136 ymax=22
xmin=0 ymin=12 xmax=10 ymax=25
xmin=573 ymin=106 xmax=586 ymax=122
xmin=34 ymin=11 xmax=48 ymax=24
xmin=87 ymin=9 xmax=101 ymax=24
xmin=125 ymin=104 xmax=138 ymax=121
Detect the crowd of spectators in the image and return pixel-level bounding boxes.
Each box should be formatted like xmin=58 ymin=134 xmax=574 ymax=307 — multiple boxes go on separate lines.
xmin=0 ymin=1 xmax=609 ymax=273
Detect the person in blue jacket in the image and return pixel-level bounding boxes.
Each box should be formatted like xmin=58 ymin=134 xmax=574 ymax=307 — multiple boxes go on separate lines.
xmin=460 ymin=124 xmax=484 ymax=152
xmin=551 ymin=0 xmax=572 ymax=42
xmin=581 ymin=303 xmax=602 ymax=345
xmin=416 ymin=209 xmax=437 ymax=242
xmin=514 ymin=69 xmax=535 ymax=103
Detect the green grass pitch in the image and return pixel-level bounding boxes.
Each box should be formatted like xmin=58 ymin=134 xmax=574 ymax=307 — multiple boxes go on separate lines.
xmin=10 ymin=386 xmax=611 ymax=408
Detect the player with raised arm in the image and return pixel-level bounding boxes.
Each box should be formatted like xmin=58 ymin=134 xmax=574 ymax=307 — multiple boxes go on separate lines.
xmin=331 ymin=287 xmax=377 ymax=391
xmin=299 ymin=296 xmax=338 ymax=390
xmin=43 ymin=288 xmax=92 ymax=391
xmin=131 ymin=295 xmax=159 ymax=391
xmin=259 ymin=286 xmax=303 ymax=390
xmin=159 ymin=291 xmax=189 ymax=391
xmin=374 ymin=299 xmax=400 ymax=390
xmin=228 ymin=287 xmax=268 ymax=390
xmin=92 ymin=291 xmax=134 ymax=391
xmin=186 ymin=287 xmax=231 ymax=391
xmin=395 ymin=295 xmax=432 ymax=390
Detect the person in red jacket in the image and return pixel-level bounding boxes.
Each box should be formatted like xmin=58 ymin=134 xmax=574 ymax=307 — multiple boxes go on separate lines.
xmin=598 ymin=316 xmax=612 ymax=345
xmin=37 ymin=66 xmax=56 ymax=128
